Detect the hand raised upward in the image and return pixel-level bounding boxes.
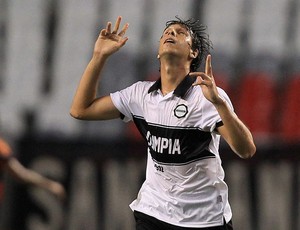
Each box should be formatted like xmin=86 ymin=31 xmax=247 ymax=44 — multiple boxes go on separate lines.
xmin=190 ymin=55 xmax=224 ymax=105
xmin=94 ymin=16 xmax=129 ymax=58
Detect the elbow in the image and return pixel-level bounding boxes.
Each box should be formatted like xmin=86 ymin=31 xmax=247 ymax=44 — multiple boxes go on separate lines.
xmin=70 ymin=108 xmax=85 ymax=120
xmin=70 ymin=111 xmax=79 ymax=119
xmin=238 ymin=143 xmax=256 ymax=159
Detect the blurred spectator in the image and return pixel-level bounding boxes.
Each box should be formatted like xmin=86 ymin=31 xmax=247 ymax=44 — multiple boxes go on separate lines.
xmin=0 ymin=137 xmax=66 ymax=204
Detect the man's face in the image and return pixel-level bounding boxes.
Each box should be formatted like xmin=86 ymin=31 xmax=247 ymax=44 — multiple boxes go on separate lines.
xmin=158 ymin=23 xmax=193 ymax=60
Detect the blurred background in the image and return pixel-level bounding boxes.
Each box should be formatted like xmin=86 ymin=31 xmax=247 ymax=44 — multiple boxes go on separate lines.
xmin=0 ymin=0 xmax=300 ymax=229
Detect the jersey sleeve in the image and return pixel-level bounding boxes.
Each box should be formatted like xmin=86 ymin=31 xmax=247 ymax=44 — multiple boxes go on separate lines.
xmin=110 ymin=81 xmax=146 ymax=123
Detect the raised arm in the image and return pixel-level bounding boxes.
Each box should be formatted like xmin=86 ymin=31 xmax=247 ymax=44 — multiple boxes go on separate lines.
xmin=190 ymin=55 xmax=256 ymax=159
xmin=70 ymin=16 xmax=129 ymax=120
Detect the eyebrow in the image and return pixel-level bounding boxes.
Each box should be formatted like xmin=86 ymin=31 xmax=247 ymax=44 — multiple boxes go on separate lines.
xmin=163 ymin=25 xmax=190 ymax=34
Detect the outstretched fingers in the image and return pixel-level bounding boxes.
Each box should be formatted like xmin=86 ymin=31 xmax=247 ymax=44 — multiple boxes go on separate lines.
xmin=106 ymin=21 xmax=112 ymax=34
xmin=112 ymin=16 xmax=122 ymax=34
xmin=95 ymin=16 xmax=129 ymax=56
xmin=118 ymin=23 xmax=129 ymax=37
xmin=190 ymin=55 xmax=222 ymax=104
xmin=103 ymin=16 xmax=129 ymax=39
xmin=190 ymin=54 xmax=215 ymax=86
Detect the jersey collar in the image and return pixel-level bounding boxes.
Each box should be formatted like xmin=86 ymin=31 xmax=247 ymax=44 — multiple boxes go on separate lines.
xmin=148 ymin=74 xmax=196 ymax=98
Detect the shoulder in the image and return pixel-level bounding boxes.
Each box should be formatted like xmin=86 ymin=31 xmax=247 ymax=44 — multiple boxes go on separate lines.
xmin=216 ymin=87 xmax=233 ymax=110
xmin=120 ymin=80 xmax=155 ymax=95
xmin=216 ymin=86 xmax=229 ymax=97
xmin=111 ymin=80 xmax=156 ymax=104
xmin=130 ymin=81 xmax=154 ymax=90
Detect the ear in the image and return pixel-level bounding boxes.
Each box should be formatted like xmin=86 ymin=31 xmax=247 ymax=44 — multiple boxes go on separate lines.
xmin=189 ymin=48 xmax=199 ymax=59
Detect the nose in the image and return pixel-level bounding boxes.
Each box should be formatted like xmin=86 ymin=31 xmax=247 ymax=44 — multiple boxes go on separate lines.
xmin=166 ymin=29 xmax=175 ymax=36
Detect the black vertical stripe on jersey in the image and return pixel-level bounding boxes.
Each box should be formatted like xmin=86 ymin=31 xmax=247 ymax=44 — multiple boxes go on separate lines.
xmin=132 ymin=116 xmax=215 ymax=165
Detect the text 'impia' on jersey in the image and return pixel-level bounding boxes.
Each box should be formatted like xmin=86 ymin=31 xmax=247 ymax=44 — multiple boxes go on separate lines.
xmin=146 ymin=131 xmax=181 ymax=155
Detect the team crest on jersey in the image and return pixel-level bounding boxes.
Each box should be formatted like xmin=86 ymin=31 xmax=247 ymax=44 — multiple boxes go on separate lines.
xmin=174 ymin=104 xmax=188 ymax=118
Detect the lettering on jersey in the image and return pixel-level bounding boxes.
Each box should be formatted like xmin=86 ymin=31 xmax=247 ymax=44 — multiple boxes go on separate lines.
xmin=174 ymin=104 xmax=188 ymax=118
xmin=154 ymin=163 xmax=164 ymax=172
xmin=146 ymin=131 xmax=181 ymax=155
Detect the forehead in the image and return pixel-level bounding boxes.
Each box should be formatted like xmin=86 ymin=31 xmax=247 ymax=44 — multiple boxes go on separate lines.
xmin=164 ymin=23 xmax=190 ymax=32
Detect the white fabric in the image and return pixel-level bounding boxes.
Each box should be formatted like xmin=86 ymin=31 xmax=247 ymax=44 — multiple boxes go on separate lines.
xmin=110 ymin=80 xmax=233 ymax=227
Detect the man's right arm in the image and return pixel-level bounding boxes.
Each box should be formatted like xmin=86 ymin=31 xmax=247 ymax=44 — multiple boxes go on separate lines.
xmin=70 ymin=16 xmax=129 ymax=120
xmin=70 ymin=56 xmax=120 ymax=120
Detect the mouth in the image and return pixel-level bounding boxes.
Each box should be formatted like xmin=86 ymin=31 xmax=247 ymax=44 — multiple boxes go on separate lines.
xmin=164 ymin=38 xmax=175 ymax=44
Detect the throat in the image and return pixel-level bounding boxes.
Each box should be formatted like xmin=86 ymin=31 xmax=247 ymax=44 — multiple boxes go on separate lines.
xmin=161 ymin=88 xmax=173 ymax=96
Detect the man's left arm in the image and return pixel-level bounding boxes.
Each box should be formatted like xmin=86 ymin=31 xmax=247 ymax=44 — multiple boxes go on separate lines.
xmin=190 ymin=54 xmax=256 ymax=159
xmin=214 ymin=99 xmax=256 ymax=159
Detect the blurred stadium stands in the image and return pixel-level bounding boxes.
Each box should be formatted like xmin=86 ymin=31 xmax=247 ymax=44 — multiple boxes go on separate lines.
xmin=0 ymin=0 xmax=300 ymax=230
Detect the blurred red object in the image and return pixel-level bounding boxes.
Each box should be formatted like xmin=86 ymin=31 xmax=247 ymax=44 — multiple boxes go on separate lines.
xmin=279 ymin=75 xmax=300 ymax=143
xmin=235 ymin=72 xmax=277 ymax=143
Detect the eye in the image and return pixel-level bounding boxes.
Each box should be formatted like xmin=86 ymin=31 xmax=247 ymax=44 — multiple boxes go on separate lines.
xmin=178 ymin=30 xmax=187 ymax=35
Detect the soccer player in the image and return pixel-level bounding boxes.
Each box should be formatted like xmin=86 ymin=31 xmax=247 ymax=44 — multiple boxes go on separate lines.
xmin=0 ymin=138 xmax=66 ymax=201
xmin=70 ymin=16 xmax=256 ymax=229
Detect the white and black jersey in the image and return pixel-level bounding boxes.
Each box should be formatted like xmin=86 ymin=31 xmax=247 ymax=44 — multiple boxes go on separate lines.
xmin=110 ymin=76 xmax=234 ymax=228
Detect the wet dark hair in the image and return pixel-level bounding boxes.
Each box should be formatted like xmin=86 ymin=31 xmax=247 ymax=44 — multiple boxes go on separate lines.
xmin=164 ymin=16 xmax=212 ymax=71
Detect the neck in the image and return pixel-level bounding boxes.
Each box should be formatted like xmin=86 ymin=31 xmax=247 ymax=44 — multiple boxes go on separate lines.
xmin=159 ymin=58 xmax=190 ymax=95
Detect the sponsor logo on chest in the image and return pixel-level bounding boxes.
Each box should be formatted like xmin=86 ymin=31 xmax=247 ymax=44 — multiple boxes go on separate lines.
xmin=146 ymin=131 xmax=181 ymax=155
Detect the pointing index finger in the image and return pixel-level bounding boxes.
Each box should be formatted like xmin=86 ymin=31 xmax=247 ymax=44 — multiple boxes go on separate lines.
xmin=205 ymin=54 xmax=212 ymax=76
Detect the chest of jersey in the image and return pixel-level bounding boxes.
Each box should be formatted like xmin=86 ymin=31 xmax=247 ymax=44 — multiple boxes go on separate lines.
xmin=132 ymin=92 xmax=214 ymax=165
